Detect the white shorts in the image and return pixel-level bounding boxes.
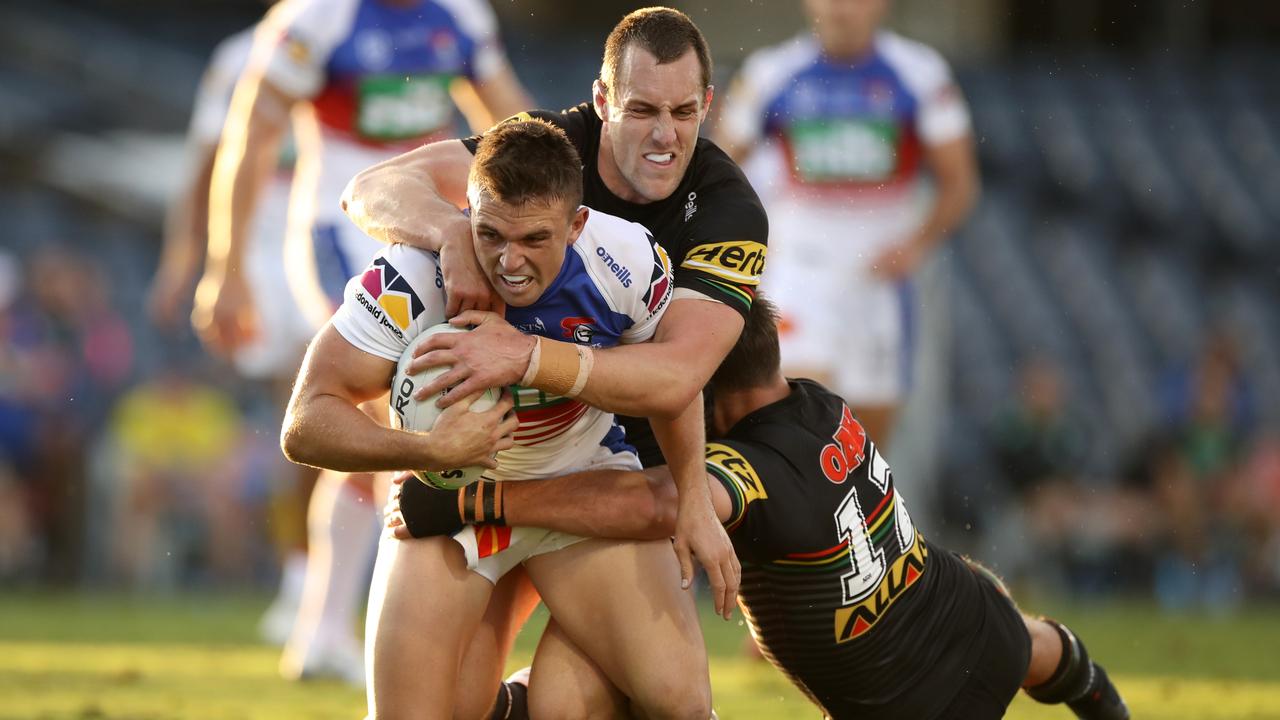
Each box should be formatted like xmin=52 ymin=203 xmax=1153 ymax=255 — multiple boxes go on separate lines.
xmin=761 ymin=196 xmax=926 ymax=405
xmin=451 ymin=444 xmax=641 ymax=584
xmin=233 ymin=178 xmax=314 ymax=379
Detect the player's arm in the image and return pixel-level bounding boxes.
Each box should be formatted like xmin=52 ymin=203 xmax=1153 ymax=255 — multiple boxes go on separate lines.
xmin=338 ymin=139 xmax=498 ymax=315
xmin=415 ymin=299 xmax=743 ymax=419
xmin=191 ymin=62 xmax=296 ymax=356
xmin=449 ymin=60 xmax=533 ymax=133
xmin=280 ymin=323 xmax=516 ymax=473
xmin=149 ymin=141 xmax=216 ymax=328
xmin=388 ymin=464 xmax=735 ymax=540
xmin=870 ymin=132 xmax=978 ymax=280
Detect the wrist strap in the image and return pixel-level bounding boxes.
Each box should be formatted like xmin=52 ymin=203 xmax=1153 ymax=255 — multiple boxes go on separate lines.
xmin=521 ymin=337 xmax=594 ymax=398
xmin=460 ymin=482 xmax=506 ymax=525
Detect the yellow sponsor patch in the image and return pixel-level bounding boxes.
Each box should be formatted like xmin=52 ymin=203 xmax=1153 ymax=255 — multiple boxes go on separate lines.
xmin=377 ymin=293 xmax=411 ymax=330
xmin=706 ymin=443 xmax=768 ymax=506
xmin=833 ymin=533 xmax=927 ymax=643
xmin=681 ymin=241 xmax=766 ymax=286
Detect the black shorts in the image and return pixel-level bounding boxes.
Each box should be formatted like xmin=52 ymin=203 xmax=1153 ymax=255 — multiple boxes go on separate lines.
xmin=933 ymin=562 xmax=1032 ymax=719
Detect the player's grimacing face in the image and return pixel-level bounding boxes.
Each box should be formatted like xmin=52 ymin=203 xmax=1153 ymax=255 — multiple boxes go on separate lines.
xmin=470 ymin=192 xmax=588 ymax=307
xmin=595 ymin=46 xmax=711 ymax=204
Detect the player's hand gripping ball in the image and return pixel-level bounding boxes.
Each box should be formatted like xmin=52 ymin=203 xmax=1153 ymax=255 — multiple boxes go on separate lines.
xmin=390 ymin=323 xmax=501 ymax=489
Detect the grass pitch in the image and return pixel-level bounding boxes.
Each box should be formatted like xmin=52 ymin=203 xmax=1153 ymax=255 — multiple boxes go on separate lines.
xmin=1 ymin=592 xmax=1277 ymax=719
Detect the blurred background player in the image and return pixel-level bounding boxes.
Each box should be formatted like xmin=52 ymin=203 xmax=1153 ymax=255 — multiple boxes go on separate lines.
xmin=713 ymin=0 xmax=978 ymax=450
xmin=147 ymin=12 xmax=316 ymax=648
xmin=191 ymin=0 xmax=531 ymax=683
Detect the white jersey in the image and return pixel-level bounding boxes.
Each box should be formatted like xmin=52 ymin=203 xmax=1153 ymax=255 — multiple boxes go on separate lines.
xmin=331 ymin=209 xmax=674 ymax=481
xmin=720 ymin=30 xmax=970 ymax=254
xmin=255 ymin=0 xmax=505 ymax=221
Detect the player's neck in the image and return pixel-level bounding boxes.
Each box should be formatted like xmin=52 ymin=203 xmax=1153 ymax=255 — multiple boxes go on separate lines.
xmin=715 ymin=374 xmax=791 ymax=433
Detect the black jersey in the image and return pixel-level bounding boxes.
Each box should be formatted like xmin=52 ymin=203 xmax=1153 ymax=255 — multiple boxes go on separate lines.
xmin=709 ymin=379 xmax=1005 ymax=720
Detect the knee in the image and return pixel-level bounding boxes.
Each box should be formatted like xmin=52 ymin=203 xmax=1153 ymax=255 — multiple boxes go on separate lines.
xmin=629 ymin=673 xmax=712 ymax=720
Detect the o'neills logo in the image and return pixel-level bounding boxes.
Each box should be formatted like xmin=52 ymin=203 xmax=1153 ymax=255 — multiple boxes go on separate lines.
xmin=595 ymin=245 xmax=633 ymax=287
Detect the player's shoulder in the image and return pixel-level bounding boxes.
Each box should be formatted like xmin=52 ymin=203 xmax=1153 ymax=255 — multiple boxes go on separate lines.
xmin=432 ymin=0 xmax=499 ymax=39
xmin=737 ymin=33 xmax=821 ymax=88
xmin=686 ymin=140 xmax=769 ymax=240
xmin=208 ymin=27 xmax=256 ymax=77
xmin=263 ymin=0 xmax=359 ymax=39
xmin=875 ymin=30 xmax=953 ymax=85
xmin=574 ymin=209 xmax=665 ymax=293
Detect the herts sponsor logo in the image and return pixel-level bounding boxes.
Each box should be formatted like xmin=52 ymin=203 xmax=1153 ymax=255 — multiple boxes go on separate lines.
xmin=357 ymin=257 xmax=426 ymax=341
xmin=642 ymin=239 xmax=673 ymax=316
xmin=681 ymin=240 xmax=766 ymax=286
xmin=595 ymin=245 xmax=633 ymax=288
xmin=706 ymin=443 xmax=768 ymax=507
xmin=561 ymin=317 xmax=596 ymax=343
xmin=820 ymin=405 xmax=867 ymax=484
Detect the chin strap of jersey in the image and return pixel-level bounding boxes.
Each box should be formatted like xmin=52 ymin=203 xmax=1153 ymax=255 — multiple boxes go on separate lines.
xmin=1025 ymin=619 xmax=1130 ymax=720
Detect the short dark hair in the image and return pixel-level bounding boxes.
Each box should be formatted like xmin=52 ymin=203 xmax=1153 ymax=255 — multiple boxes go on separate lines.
xmin=600 ymin=7 xmax=712 ymax=101
xmin=469 ymin=119 xmax=583 ymax=211
xmin=710 ymin=295 xmax=781 ymax=392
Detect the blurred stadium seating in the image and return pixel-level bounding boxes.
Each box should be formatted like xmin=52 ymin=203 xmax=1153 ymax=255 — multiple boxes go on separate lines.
xmin=1 ymin=0 xmax=1276 ymax=603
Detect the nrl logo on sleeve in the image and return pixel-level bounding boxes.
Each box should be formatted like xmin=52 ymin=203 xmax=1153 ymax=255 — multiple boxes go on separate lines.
xmin=681 ymin=241 xmax=766 ymax=286
xmin=641 ymin=239 xmax=672 ymax=315
xmin=357 ymin=257 xmax=426 ymax=340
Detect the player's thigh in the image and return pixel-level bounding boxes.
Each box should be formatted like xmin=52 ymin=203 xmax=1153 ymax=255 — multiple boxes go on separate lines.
xmin=366 ymin=535 xmax=493 ymax=719
xmin=528 ymin=617 xmax=629 ymax=720
xmin=453 ymin=566 xmax=541 ymax=720
xmin=523 ymin=538 xmax=709 ymax=716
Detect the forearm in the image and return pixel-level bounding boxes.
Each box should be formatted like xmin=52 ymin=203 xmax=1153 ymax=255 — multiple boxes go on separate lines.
xmin=339 ymin=140 xmax=474 ymax=251
xmin=651 ymin=394 xmax=712 ymax=511
xmin=500 ymin=469 xmax=677 ymax=540
xmin=282 ymin=392 xmax=435 ymax=473
xmin=572 ymin=300 xmax=742 ymax=418
xmin=159 ymin=149 xmax=216 ymax=277
xmin=207 ymin=84 xmax=287 ymax=277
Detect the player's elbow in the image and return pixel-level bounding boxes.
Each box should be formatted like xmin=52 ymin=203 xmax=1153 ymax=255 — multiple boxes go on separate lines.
xmin=648 ymin=382 xmax=703 ymax=420
xmin=279 ymin=412 xmax=316 ymax=467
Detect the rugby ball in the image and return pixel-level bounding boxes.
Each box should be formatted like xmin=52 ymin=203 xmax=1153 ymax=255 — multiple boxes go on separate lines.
xmin=389 ymin=323 xmax=501 ymax=489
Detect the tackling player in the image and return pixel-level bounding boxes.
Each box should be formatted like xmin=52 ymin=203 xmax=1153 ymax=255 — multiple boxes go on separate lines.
xmin=389 ymin=296 xmax=1131 ymax=720
xmin=192 ymin=0 xmax=532 ymax=682
xmin=283 ymin=120 xmax=713 ymax=719
xmin=339 ymin=7 xmax=766 ymax=597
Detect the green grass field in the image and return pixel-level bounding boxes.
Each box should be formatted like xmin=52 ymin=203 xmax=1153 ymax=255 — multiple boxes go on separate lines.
xmin=1 ymin=592 xmax=1277 ymax=719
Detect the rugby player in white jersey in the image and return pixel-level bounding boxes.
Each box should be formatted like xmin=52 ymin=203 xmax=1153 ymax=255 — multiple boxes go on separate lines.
xmin=191 ymin=0 xmax=531 ymax=682
xmin=283 ymin=120 xmax=713 ymax=718
xmin=713 ymin=0 xmax=978 ymax=446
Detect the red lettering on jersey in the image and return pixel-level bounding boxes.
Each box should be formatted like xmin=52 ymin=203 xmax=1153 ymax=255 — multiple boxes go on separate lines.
xmin=820 ymin=406 xmax=867 ymax=484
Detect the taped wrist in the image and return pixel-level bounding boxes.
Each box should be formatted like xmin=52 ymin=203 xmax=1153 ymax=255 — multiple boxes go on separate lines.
xmin=399 ymin=478 xmax=465 ymax=538
xmin=1026 ymin=619 xmax=1093 ymax=705
xmin=520 ymin=337 xmax=594 ymax=398
xmin=460 ymin=481 xmax=507 ymax=525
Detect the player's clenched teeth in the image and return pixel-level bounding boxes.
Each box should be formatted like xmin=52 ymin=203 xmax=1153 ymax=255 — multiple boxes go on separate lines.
xmin=500 ymin=274 xmax=532 ymax=289
xmin=644 ymin=152 xmax=674 ymax=165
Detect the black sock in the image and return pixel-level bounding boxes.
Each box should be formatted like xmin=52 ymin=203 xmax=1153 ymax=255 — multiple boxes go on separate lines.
xmin=1026 ymin=620 xmax=1129 ymax=720
xmin=487 ymin=680 xmax=530 ymax=720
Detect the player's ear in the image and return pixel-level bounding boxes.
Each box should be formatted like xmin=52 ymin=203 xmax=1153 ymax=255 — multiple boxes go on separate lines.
xmin=566 ymin=207 xmax=589 ymax=245
xmin=592 ymin=79 xmax=609 ymax=120
xmin=700 ymin=85 xmax=715 ymax=121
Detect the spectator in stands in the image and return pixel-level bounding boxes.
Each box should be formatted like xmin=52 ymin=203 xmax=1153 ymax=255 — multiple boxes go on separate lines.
xmin=107 ymin=363 xmax=245 ymax=588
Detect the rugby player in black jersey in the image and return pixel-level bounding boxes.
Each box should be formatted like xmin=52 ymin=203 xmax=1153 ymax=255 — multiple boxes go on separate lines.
xmin=342 ymin=7 xmax=766 ymax=606
xmin=388 ymin=296 xmax=1130 ymax=720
